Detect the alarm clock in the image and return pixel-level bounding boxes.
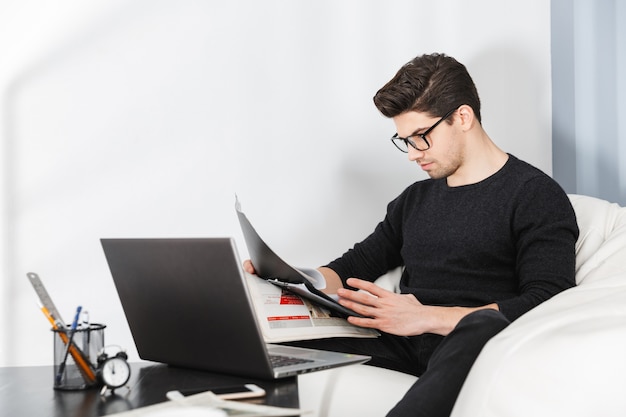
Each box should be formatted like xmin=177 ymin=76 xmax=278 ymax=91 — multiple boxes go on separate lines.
xmin=97 ymin=345 xmax=131 ymax=394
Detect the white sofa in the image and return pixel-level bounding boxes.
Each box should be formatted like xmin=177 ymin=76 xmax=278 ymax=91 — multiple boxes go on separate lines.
xmin=298 ymin=194 xmax=626 ymax=417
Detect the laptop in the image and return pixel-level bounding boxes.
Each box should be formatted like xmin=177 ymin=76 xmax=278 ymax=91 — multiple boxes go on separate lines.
xmin=100 ymin=237 xmax=370 ymax=379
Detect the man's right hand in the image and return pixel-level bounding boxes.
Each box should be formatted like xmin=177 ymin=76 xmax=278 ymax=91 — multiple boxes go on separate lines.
xmin=242 ymin=260 xmax=344 ymax=295
xmin=243 ymin=259 xmax=257 ymax=275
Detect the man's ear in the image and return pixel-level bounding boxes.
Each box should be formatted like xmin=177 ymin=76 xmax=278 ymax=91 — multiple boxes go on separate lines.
xmin=456 ymin=105 xmax=475 ymax=131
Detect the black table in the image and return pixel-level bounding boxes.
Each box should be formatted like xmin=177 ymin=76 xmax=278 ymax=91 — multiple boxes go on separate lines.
xmin=0 ymin=362 xmax=300 ymax=417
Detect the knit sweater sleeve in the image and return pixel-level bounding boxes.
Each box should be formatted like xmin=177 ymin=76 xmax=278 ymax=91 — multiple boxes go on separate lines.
xmin=325 ymin=194 xmax=406 ymax=289
xmin=496 ymin=176 xmax=578 ymax=320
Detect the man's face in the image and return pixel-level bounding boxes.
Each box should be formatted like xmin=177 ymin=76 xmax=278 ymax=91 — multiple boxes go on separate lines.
xmin=392 ymin=110 xmax=463 ymax=180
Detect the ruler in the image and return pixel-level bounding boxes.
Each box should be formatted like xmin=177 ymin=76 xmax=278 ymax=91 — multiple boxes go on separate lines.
xmin=27 ymin=272 xmax=97 ymax=383
xmin=27 ymin=272 xmax=66 ymax=326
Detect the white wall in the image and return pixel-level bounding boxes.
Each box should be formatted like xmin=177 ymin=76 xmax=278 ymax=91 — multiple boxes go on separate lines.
xmin=0 ymin=0 xmax=552 ymax=366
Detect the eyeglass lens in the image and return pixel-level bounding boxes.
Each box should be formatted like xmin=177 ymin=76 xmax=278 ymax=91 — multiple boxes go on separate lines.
xmin=392 ymin=136 xmax=429 ymax=152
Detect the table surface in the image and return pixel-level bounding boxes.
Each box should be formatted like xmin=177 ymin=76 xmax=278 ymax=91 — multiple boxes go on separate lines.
xmin=0 ymin=362 xmax=300 ymax=417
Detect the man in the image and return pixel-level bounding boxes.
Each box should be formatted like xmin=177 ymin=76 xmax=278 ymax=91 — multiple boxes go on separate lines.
xmin=245 ymin=53 xmax=578 ymax=417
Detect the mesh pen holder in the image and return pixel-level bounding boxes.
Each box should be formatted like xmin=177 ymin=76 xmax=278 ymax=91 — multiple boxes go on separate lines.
xmin=52 ymin=323 xmax=106 ymax=390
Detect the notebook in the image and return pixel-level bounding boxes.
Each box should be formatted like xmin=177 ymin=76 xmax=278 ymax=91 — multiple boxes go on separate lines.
xmin=100 ymin=237 xmax=370 ymax=379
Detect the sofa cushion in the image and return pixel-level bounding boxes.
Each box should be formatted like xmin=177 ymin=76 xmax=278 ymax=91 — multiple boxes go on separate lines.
xmin=569 ymin=194 xmax=626 ymax=284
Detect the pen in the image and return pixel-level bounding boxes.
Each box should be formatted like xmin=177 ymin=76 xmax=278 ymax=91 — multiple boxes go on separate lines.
xmin=55 ymin=306 xmax=82 ymax=385
xmin=39 ymin=304 xmax=96 ymax=384
xmin=81 ymin=310 xmax=90 ymax=360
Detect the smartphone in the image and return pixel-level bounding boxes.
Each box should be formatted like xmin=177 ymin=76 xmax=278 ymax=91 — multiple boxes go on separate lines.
xmin=180 ymin=384 xmax=266 ymax=400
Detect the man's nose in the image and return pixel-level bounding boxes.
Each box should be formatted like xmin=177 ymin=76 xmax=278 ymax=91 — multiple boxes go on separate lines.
xmin=407 ymin=146 xmax=425 ymax=161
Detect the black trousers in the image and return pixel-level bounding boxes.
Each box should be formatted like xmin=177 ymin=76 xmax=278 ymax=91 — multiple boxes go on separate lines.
xmin=287 ymin=309 xmax=510 ymax=417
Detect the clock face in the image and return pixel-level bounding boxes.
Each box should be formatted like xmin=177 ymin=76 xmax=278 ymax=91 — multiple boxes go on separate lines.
xmin=101 ymin=357 xmax=131 ymax=388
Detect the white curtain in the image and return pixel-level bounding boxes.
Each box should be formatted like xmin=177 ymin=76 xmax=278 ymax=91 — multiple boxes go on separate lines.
xmin=552 ymin=0 xmax=626 ymax=205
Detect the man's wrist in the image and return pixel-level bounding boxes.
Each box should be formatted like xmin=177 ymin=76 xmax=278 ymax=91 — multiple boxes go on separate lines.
xmin=426 ymin=304 xmax=499 ymax=336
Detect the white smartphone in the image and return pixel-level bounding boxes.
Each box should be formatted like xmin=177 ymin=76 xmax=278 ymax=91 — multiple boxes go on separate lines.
xmin=180 ymin=383 xmax=266 ymax=400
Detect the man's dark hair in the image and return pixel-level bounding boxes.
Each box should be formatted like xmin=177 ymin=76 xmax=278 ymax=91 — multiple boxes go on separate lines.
xmin=373 ymin=53 xmax=482 ymax=123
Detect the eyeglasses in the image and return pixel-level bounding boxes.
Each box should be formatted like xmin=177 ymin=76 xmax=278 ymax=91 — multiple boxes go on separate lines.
xmin=390 ymin=108 xmax=457 ymax=153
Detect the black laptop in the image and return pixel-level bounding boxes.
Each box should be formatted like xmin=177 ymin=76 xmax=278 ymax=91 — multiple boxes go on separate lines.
xmin=101 ymin=237 xmax=370 ymax=379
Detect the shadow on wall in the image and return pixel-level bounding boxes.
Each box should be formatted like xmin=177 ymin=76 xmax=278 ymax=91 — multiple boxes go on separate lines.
xmin=2 ymin=1 xmax=406 ymax=364
xmin=1 ymin=1 xmax=159 ymax=366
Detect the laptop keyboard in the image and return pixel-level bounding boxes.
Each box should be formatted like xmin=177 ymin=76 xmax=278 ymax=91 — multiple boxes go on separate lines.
xmin=269 ymin=354 xmax=314 ymax=368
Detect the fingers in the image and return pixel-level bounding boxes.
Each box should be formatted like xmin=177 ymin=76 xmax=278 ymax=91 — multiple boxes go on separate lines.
xmin=340 ymin=298 xmax=378 ymax=320
xmin=337 ymin=287 xmax=378 ymax=307
xmin=336 ymin=280 xmax=383 ymax=318
xmin=342 ymin=277 xmax=391 ymax=298
xmin=243 ymin=259 xmax=256 ymax=274
xmin=337 ymin=278 xmax=399 ymax=320
xmin=346 ymin=315 xmax=378 ymax=329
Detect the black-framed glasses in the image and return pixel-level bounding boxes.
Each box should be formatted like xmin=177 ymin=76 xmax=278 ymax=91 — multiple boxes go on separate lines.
xmin=390 ymin=107 xmax=457 ymax=153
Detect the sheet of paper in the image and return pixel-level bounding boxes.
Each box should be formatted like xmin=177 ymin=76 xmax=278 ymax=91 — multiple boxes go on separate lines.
xmin=107 ymin=389 xmax=309 ymax=416
xmin=294 ymin=267 xmax=326 ymax=290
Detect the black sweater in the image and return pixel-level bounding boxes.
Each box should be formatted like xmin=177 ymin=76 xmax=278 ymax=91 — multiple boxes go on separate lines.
xmin=326 ymin=155 xmax=579 ymax=321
